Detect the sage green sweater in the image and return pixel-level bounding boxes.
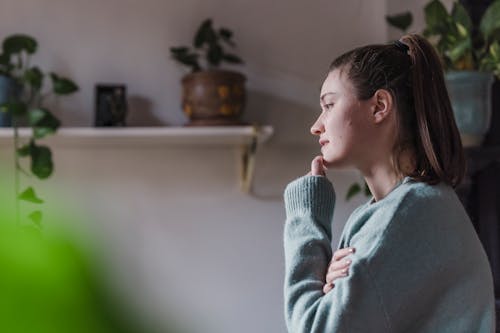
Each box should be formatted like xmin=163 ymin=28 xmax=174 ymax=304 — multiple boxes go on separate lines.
xmin=283 ymin=175 xmax=495 ymax=333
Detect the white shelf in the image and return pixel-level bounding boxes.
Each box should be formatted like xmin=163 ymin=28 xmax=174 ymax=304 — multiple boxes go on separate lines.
xmin=0 ymin=126 xmax=274 ymax=147
xmin=0 ymin=125 xmax=274 ymax=193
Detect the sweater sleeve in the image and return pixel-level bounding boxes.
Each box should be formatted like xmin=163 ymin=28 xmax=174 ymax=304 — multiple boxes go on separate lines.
xmin=283 ymin=175 xmax=390 ymax=333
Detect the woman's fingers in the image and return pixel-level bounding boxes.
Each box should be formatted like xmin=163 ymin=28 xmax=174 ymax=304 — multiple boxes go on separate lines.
xmin=331 ymin=247 xmax=355 ymax=263
xmin=310 ymin=156 xmax=327 ymax=176
xmin=328 ymin=258 xmax=352 ymax=272
xmin=326 ymin=264 xmax=350 ymax=282
xmin=322 ymin=282 xmax=334 ymax=294
xmin=323 ymin=247 xmax=356 ymax=294
xmin=326 ymin=259 xmax=351 ymax=283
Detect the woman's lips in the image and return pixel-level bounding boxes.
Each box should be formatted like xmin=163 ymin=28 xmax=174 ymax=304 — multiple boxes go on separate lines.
xmin=319 ymin=140 xmax=329 ymax=146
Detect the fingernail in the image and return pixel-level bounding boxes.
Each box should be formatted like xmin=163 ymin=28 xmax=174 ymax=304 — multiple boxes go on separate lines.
xmin=341 ymin=268 xmax=348 ymax=273
xmin=349 ymin=248 xmax=355 ymax=253
xmin=345 ymin=260 xmax=351 ymax=265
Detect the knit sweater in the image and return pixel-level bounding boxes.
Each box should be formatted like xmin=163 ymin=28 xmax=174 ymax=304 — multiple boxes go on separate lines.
xmin=283 ymin=175 xmax=495 ymax=333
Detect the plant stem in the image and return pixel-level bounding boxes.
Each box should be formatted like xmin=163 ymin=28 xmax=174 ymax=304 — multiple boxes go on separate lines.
xmin=13 ymin=118 xmax=20 ymax=226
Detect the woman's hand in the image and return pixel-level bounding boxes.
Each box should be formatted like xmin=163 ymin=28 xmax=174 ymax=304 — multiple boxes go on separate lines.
xmin=323 ymin=247 xmax=355 ymax=294
xmin=307 ymin=155 xmax=327 ymax=176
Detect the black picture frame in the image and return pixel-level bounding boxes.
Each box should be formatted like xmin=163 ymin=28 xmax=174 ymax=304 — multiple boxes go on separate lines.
xmin=95 ymin=84 xmax=127 ymax=127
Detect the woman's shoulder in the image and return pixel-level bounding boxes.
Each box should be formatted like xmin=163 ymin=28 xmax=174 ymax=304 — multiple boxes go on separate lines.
xmin=363 ymin=177 xmax=456 ymax=218
xmin=372 ymin=177 xmax=471 ymax=249
xmin=350 ymin=177 xmax=467 ymax=254
xmin=397 ymin=177 xmax=459 ymax=211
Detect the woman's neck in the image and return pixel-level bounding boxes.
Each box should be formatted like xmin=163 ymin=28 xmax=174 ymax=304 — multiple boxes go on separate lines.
xmin=364 ymin=170 xmax=403 ymax=203
xmin=362 ymin=150 xmax=415 ymax=203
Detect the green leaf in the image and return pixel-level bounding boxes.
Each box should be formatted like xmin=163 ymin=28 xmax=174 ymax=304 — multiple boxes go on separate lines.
xmin=451 ymin=2 xmax=473 ymax=33
xmin=456 ymin=23 xmax=468 ymax=38
xmin=0 ymin=101 xmax=27 ymax=116
xmin=385 ymin=12 xmax=413 ymax=31
xmin=194 ymin=19 xmax=216 ymax=48
xmin=480 ymin=41 xmax=500 ymax=72
xmin=491 ymin=41 xmax=500 ymax=59
xmin=170 ymin=46 xmax=190 ymax=55
xmin=424 ymin=0 xmax=450 ymax=33
xmin=219 ymin=28 xmax=232 ymax=40
xmin=219 ymin=28 xmax=236 ymax=47
xmin=18 ymin=186 xmax=44 ymax=204
xmin=0 ymin=63 xmax=15 ymax=76
xmin=33 ymin=127 xmax=57 ymax=139
xmin=50 ymin=73 xmax=78 ymax=95
xmin=345 ymin=183 xmax=361 ymax=201
xmin=17 ymin=144 xmax=31 ymax=157
xmin=3 ymin=34 xmax=37 ymax=55
xmin=0 ymin=53 xmax=10 ymax=65
xmin=480 ymin=0 xmax=500 ymax=41
xmin=24 ymin=66 xmax=44 ymax=91
xmin=28 ymin=210 xmax=43 ymax=227
xmin=446 ymin=38 xmax=472 ymax=63
xmin=28 ymin=108 xmax=46 ymax=125
xmin=223 ymin=53 xmax=243 ymax=64
xmin=28 ymin=108 xmax=60 ymax=138
xmin=30 ymin=143 xmax=53 ymax=179
xmin=207 ymin=44 xmax=223 ymax=66
xmin=170 ymin=46 xmax=201 ymax=70
xmin=171 ymin=52 xmax=200 ymax=71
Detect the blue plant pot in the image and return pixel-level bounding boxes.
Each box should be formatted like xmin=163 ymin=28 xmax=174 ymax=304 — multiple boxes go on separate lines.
xmin=0 ymin=75 xmax=17 ymax=127
xmin=445 ymin=71 xmax=494 ymax=147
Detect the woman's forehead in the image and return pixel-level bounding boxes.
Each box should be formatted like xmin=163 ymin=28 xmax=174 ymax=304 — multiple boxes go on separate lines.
xmin=320 ymin=69 xmax=352 ymax=98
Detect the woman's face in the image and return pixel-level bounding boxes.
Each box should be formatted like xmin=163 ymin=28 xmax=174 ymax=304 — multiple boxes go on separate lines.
xmin=311 ymin=69 xmax=376 ymax=170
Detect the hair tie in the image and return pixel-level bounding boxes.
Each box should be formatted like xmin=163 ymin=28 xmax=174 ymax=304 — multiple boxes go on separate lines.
xmin=393 ymin=40 xmax=409 ymax=54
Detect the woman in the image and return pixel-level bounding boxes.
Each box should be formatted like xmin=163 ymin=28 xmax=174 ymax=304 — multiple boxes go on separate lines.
xmin=283 ymin=34 xmax=495 ymax=332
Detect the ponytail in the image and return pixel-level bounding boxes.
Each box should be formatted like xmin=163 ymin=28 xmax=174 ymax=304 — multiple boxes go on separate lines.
xmin=400 ymin=34 xmax=465 ymax=187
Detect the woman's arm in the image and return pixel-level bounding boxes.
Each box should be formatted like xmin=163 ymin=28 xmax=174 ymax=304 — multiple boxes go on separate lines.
xmin=283 ymin=175 xmax=390 ymax=333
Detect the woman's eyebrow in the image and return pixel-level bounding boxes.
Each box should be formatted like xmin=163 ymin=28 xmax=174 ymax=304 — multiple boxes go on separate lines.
xmin=320 ymin=92 xmax=337 ymax=102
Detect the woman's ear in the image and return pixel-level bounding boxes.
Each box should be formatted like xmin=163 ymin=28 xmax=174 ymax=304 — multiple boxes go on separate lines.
xmin=371 ymin=89 xmax=393 ymax=124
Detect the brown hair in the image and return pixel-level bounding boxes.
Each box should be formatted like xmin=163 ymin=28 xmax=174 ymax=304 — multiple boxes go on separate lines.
xmin=328 ymin=33 xmax=465 ymax=187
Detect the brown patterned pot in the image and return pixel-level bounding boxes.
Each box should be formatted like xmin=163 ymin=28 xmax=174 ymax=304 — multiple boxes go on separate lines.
xmin=181 ymin=70 xmax=246 ymax=126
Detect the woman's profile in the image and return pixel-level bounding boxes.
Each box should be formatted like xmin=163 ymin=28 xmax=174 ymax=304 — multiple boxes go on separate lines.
xmin=283 ymin=34 xmax=495 ymax=332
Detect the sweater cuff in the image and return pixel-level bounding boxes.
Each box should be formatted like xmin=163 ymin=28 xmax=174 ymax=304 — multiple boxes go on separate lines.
xmin=284 ymin=175 xmax=336 ymax=225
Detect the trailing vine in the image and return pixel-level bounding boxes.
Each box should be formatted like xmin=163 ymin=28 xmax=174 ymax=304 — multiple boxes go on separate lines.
xmin=0 ymin=34 xmax=78 ymax=230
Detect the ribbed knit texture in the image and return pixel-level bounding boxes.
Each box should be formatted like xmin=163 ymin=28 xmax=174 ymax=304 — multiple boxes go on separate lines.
xmin=283 ymin=175 xmax=495 ymax=333
xmin=284 ymin=175 xmax=336 ymax=229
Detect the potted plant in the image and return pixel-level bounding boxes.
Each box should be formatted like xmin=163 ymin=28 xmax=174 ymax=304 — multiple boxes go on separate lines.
xmin=170 ymin=18 xmax=246 ymax=126
xmin=387 ymin=0 xmax=500 ymax=147
xmin=0 ymin=34 xmax=78 ymax=229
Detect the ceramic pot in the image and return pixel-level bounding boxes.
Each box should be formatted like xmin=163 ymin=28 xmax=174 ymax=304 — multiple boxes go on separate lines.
xmin=445 ymin=71 xmax=494 ymax=147
xmin=181 ymin=70 xmax=246 ymax=126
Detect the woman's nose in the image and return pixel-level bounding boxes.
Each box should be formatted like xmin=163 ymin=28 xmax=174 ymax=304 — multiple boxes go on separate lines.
xmin=310 ymin=117 xmax=324 ymax=136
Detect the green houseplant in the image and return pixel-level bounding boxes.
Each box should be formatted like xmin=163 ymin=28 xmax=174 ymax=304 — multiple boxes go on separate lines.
xmin=170 ymin=18 xmax=246 ymax=126
xmin=0 ymin=34 xmax=78 ymax=229
xmin=387 ymin=0 xmax=500 ymax=147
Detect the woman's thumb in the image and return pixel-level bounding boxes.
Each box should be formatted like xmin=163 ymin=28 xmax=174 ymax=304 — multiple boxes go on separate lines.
xmin=311 ymin=156 xmax=326 ymax=176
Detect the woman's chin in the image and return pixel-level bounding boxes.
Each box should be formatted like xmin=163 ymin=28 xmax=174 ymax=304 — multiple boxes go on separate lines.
xmin=322 ymin=155 xmax=349 ymax=170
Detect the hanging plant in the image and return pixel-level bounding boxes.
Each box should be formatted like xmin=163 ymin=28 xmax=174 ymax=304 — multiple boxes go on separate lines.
xmin=0 ymin=34 xmax=79 ymax=230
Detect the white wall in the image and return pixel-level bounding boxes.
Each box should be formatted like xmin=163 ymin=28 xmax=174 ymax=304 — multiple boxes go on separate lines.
xmin=0 ymin=0 xmax=393 ymax=332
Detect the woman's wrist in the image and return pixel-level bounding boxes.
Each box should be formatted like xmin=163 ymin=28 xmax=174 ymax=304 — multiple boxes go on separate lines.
xmin=284 ymin=175 xmax=336 ymax=225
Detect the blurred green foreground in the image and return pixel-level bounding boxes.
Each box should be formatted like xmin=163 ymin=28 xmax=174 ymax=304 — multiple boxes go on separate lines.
xmin=0 ymin=191 xmax=183 ymax=333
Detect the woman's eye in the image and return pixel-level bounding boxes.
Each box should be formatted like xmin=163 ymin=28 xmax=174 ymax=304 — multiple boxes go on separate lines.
xmin=324 ymin=103 xmax=334 ymax=110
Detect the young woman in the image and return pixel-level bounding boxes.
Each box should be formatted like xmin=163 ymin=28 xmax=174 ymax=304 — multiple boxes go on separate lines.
xmin=283 ymin=34 xmax=495 ymax=332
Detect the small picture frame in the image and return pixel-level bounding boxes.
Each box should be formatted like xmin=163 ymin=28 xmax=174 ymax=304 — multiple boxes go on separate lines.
xmin=95 ymin=84 xmax=127 ymax=127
